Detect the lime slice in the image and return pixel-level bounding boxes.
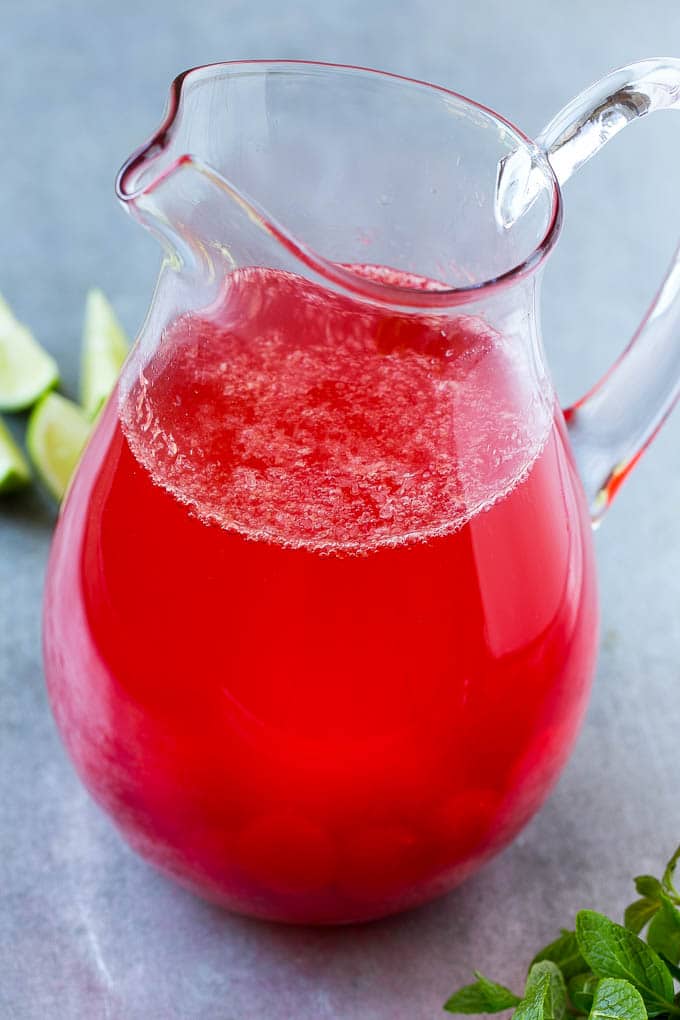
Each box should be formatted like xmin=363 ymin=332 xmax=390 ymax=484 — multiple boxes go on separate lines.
xmin=0 ymin=415 xmax=31 ymax=493
xmin=27 ymin=392 xmax=91 ymax=501
xmin=0 ymin=295 xmax=59 ymax=411
xmin=80 ymin=289 xmax=129 ymax=420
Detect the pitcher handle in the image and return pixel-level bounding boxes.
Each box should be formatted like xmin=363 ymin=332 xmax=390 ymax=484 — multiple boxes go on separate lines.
xmin=502 ymin=59 xmax=680 ymax=523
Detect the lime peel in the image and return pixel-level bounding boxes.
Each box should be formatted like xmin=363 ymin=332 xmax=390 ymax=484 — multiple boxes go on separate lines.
xmin=80 ymin=288 xmax=129 ymax=420
xmin=0 ymin=415 xmax=31 ymax=493
xmin=27 ymin=392 xmax=91 ymax=501
xmin=0 ymin=295 xmax=59 ymax=411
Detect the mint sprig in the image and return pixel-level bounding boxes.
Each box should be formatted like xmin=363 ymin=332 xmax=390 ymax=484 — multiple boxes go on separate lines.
xmin=531 ymin=930 xmax=587 ymax=981
xmin=443 ymin=972 xmax=522 ymax=1013
xmin=576 ymin=911 xmax=676 ymax=1016
xmin=590 ymin=979 xmax=647 ymax=1020
xmin=444 ymin=844 xmax=680 ymax=1019
xmin=647 ymin=900 xmax=680 ymax=968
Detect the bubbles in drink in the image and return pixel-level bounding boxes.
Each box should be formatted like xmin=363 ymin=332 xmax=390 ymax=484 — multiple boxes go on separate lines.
xmin=121 ymin=267 xmax=552 ymax=553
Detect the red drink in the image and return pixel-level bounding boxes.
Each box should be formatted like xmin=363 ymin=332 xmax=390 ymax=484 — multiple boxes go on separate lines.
xmin=44 ymin=267 xmax=598 ymax=923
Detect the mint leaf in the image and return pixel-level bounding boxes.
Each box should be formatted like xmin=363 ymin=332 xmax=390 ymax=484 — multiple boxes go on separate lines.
xmin=444 ymin=971 xmax=521 ymax=1014
xmin=588 ymin=978 xmax=647 ymax=1020
xmin=568 ymin=973 xmax=599 ymax=1013
xmin=624 ymin=898 xmax=661 ymax=935
xmin=663 ymin=846 xmax=680 ymax=903
xmin=647 ymin=897 xmax=680 ymax=965
xmin=523 ymin=962 xmax=567 ymax=1020
xmin=531 ymin=930 xmax=587 ymax=981
xmin=575 ymin=910 xmax=678 ymax=1017
xmin=514 ymin=971 xmax=550 ymax=1020
xmin=635 ymin=876 xmax=664 ymax=900
xmin=442 ymin=846 xmax=680 ymax=1018
xmin=659 ymin=954 xmax=680 ymax=981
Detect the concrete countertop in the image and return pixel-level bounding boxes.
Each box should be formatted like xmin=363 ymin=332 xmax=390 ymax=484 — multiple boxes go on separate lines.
xmin=1 ymin=2 xmax=679 ymax=1017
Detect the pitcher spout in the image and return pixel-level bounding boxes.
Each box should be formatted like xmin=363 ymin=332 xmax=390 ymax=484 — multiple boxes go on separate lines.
xmin=117 ymin=147 xmax=284 ymax=281
xmin=117 ymin=60 xmax=563 ymax=312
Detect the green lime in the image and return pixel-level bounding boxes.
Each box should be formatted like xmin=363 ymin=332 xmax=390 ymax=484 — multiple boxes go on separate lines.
xmin=0 ymin=295 xmax=59 ymax=411
xmin=0 ymin=415 xmax=31 ymax=493
xmin=80 ymin=289 xmax=129 ymax=420
xmin=27 ymin=392 xmax=91 ymax=501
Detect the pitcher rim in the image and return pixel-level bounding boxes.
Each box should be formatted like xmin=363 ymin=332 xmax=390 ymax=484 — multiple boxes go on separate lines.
xmin=116 ymin=59 xmax=562 ymax=307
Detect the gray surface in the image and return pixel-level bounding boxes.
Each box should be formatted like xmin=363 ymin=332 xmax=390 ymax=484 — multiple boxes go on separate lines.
xmin=1 ymin=1 xmax=680 ymax=1017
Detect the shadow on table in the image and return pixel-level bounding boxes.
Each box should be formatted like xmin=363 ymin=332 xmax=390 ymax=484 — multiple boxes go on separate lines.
xmin=167 ymin=866 xmax=499 ymax=1017
xmin=20 ymin=748 xmax=605 ymax=1019
xmin=0 ymin=482 xmax=57 ymax=531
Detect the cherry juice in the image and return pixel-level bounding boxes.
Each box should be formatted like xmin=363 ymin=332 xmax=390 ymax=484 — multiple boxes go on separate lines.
xmin=44 ymin=266 xmax=598 ymax=922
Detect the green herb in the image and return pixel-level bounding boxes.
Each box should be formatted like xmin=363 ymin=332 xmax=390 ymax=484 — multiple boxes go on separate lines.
xmin=531 ymin=930 xmax=587 ymax=981
xmin=513 ymin=968 xmax=554 ymax=1020
xmin=576 ymin=911 xmax=675 ymax=1016
xmin=647 ymin=900 xmax=680 ymax=966
xmin=662 ymin=849 xmax=680 ymax=902
xmin=589 ymin=978 xmax=647 ymax=1020
xmin=625 ymin=900 xmax=664 ymax=936
xmin=568 ymin=973 xmax=600 ymax=1013
xmin=521 ymin=962 xmax=567 ymax=1020
xmin=444 ymin=972 xmax=522 ymax=1013
xmin=444 ymin=844 xmax=680 ymax=1019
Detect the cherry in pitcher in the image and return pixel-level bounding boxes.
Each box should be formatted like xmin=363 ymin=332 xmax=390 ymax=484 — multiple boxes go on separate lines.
xmin=44 ymin=61 xmax=680 ymax=923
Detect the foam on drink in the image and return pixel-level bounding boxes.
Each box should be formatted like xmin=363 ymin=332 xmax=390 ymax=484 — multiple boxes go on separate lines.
xmin=121 ymin=266 xmax=551 ymax=553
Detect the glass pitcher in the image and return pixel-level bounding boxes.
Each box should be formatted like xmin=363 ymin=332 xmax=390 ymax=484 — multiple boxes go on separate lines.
xmin=43 ymin=60 xmax=680 ymax=924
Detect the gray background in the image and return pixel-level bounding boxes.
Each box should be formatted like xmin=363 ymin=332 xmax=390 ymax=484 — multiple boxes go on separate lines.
xmin=1 ymin=1 xmax=679 ymax=1017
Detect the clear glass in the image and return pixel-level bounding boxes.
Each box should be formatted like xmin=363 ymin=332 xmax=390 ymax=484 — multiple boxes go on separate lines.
xmin=42 ymin=60 xmax=677 ymax=924
xmin=498 ymin=58 xmax=680 ymax=519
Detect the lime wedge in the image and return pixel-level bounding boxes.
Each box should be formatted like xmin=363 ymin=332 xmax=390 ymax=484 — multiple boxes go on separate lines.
xmin=0 ymin=415 xmax=31 ymax=493
xmin=27 ymin=392 xmax=91 ymax=501
xmin=80 ymin=289 xmax=129 ymax=420
xmin=0 ymin=295 xmax=59 ymax=411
